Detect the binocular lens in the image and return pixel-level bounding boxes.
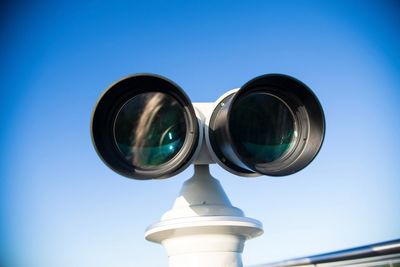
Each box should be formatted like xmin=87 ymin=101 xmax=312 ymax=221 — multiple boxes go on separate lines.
xmin=208 ymin=74 xmax=325 ymax=177
xmin=230 ymin=93 xmax=296 ymax=164
xmin=91 ymin=74 xmax=199 ymax=180
xmin=92 ymin=73 xmax=324 ymax=179
xmin=114 ymin=92 xmax=187 ymax=168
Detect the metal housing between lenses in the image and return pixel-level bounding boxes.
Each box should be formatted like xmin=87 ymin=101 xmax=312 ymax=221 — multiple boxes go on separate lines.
xmin=209 ymin=74 xmax=325 ymax=176
xmin=91 ymin=74 xmax=199 ymax=180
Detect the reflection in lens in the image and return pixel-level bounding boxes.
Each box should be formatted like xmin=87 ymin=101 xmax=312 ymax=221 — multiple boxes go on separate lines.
xmin=229 ymin=93 xmax=296 ymax=163
xmin=114 ymin=92 xmax=186 ymax=168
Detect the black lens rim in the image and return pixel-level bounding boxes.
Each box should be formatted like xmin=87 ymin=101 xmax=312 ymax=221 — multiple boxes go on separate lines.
xmin=91 ymin=74 xmax=199 ymax=180
xmin=228 ymin=74 xmax=325 ymax=176
xmin=208 ymin=92 xmax=258 ymax=176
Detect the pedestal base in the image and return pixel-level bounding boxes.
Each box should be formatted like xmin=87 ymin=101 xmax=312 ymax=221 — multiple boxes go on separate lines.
xmin=145 ymin=165 xmax=263 ymax=267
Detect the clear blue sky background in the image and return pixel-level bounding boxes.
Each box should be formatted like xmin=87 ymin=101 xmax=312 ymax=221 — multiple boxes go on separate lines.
xmin=1 ymin=1 xmax=400 ymax=266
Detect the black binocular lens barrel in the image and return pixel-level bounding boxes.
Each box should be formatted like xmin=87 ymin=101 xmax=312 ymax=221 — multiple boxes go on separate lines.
xmin=209 ymin=74 xmax=325 ymax=176
xmin=91 ymin=74 xmax=199 ymax=180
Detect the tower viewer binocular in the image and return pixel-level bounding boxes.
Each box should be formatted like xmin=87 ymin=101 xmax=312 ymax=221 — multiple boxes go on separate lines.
xmin=91 ymin=73 xmax=325 ymax=180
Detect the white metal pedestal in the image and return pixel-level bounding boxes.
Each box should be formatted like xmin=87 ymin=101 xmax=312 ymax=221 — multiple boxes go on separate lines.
xmin=145 ymin=165 xmax=263 ymax=267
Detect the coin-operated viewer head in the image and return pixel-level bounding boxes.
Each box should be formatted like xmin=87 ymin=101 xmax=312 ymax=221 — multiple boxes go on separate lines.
xmin=91 ymin=73 xmax=325 ymax=179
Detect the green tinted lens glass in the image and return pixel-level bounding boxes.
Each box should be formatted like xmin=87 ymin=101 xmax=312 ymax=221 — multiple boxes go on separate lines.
xmin=230 ymin=93 xmax=295 ymax=164
xmin=114 ymin=92 xmax=186 ymax=168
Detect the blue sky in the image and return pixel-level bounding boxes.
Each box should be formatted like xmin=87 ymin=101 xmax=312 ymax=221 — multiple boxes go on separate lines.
xmin=1 ymin=1 xmax=400 ymax=266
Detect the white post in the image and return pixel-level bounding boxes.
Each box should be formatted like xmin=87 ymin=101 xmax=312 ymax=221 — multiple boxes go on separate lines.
xmin=145 ymin=164 xmax=263 ymax=267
